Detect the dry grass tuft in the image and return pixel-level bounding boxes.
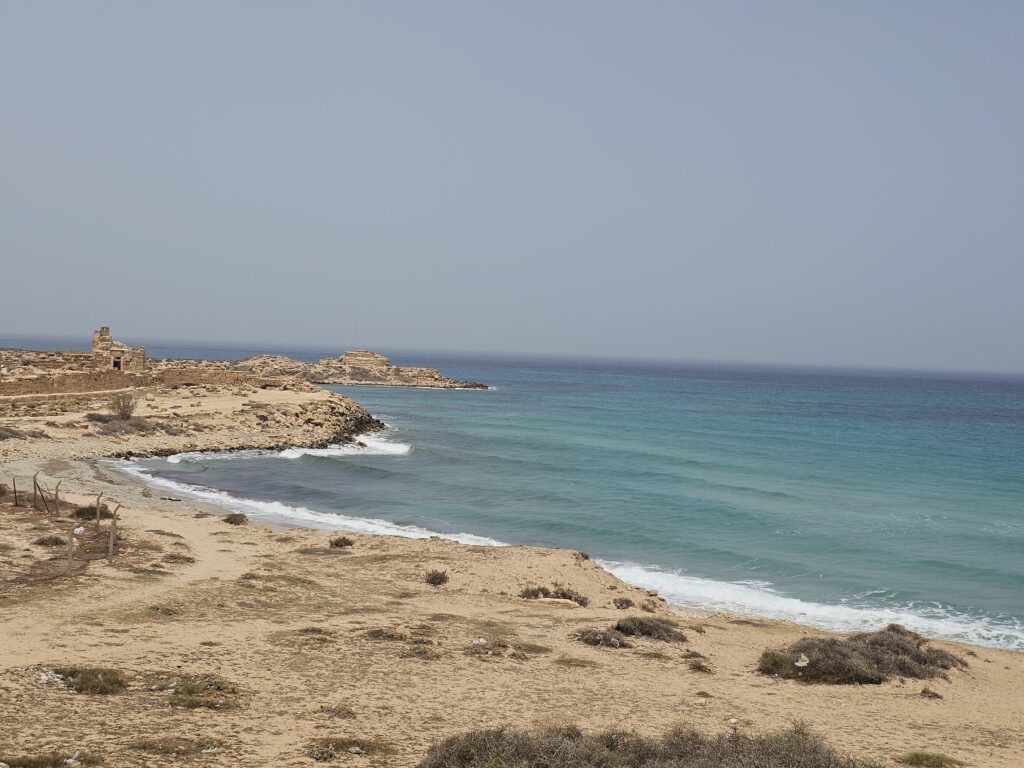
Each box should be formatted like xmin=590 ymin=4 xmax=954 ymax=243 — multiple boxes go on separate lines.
xmin=896 ymin=752 xmax=965 ymax=767
xmin=417 ymin=722 xmax=878 ymax=768
xmin=575 ymin=628 xmax=632 ymax=649
xmin=613 ymin=597 xmax=634 ymax=609
xmin=32 ymin=535 xmax=67 ymax=547
xmin=757 ymin=624 xmax=966 ymax=685
xmin=128 ymin=736 xmax=223 ymax=756
xmin=554 ymin=655 xmax=599 ymax=669
xmin=614 ymin=616 xmax=687 ymax=643
xmin=222 ymin=513 xmax=248 ymax=526
xmin=519 ymin=583 xmax=589 ymax=607
xmin=0 ymin=754 xmax=99 ymax=767
xmin=425 ymin=569 xmax=450 ymax=586
xmin=306 ymin=737 xmax=393 ymax=761
xmin=330 ymin=535 xmax=355 ymax=548
xmin=161 ymin=553 xmax=196 ymax=565
xmin=53 ymin=666 xmax=128 ymax=695
xmin=688 ymin=658 xmax=714 ymax=674
xmin=168 ymin=673 xmax=238 ymax=709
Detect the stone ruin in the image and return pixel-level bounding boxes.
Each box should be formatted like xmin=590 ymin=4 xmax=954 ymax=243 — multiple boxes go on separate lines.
xmin=91 ymin=326 xmax=146 ymax=373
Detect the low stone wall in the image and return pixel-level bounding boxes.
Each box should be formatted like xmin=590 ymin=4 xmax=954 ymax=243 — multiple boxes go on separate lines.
xmin=0 ymin=369 xmax=260 ymax=398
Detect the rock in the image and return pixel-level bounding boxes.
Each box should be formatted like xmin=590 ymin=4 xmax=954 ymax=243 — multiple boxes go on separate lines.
xmin=348 ymin=746 xmax=364 ymax=754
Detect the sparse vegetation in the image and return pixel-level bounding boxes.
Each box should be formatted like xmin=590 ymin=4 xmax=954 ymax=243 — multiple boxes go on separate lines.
xmin=425 ymin=569 xmax=450 ymax=586
xmin=895 ymin=752 xmax=965 ymax=767
xmin=416 ymin=722 xmax=878 ymax=768
xmin=554 ymin=655 xmax=599 ymax=668
xmin=519 ymin=583 xmax=589 ymax=607
xmin=111 ymin=392 xmax=138 ymax=419
xmin=128 ymin=737 xmax=223 ymax=756
xmin=223 ymin=513 xmax=248 ymax=526
xmin=0 ymin=754 xmax=98 ymax=767
xmin=920 ymin=686 xmax=943 ymax=699
xmin=757 ymin=624 xmax=967 ymax=685
xmin=613 ymin=597 xmax=634 ymax=609
xmin=614 ymin=616 xmax=687 ymax=642
xmin=73 ymin=503 xmax=114 ymax=520
xmin=319 ymin=703 xmax=356 ymax=719
xmin=32 ymin=535 xmax=67 ymax=547
xmin=168 ymin=673 xmax=238 ymax=709
xmin=330 ymin=535 xmax=355 ymax=548
xmin=306 ymin=737 xmax=393 ymax=761
xmin=53 ymin=666 xmax=128 ymax=695
xmin=688 ymin=658 xmax=713 ymax=673
xmin=161 ymin=553 xmax=196 ymax=565
xmin=575 ymin=627 xmax=632 ymax=648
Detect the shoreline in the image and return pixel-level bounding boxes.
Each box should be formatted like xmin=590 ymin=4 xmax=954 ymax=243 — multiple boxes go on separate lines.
xmin=18 ymin=448 xmax=1023 ymax=657
xmin=2 ymin=454 xmax=1022 ymax=766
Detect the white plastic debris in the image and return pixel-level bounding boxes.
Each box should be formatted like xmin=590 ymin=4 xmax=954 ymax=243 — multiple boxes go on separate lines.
xmin=795 ymin=653 xmax=810 ymax=667
xmin=73 ymin=526 xmax=86 ymax=537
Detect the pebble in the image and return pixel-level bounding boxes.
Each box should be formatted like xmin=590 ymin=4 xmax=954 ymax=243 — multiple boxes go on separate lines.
xmin=348 ymin=746 xmax=364 ymax=754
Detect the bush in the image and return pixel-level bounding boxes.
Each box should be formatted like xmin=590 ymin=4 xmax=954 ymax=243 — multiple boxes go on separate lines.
xmin=168 ymin=673 xmax=238 ymax=709
xmin=111 ymin=392 xmax=138 ymax=419
xmin=757 ymin=624 xmax=967 ymax=685
xmin=0 ymin=754 xmax=99 ymax=767
xmin=223 ymin=513 xmax=248 ymax=526
xmin=519 ymin=584 xmax=589 ymax=607
xmin=416 ymin=722 xmax=877 ymax=768
xmin=73 ymin=504 xmax=114 ymax=520
xmin=575 ymin=628 xmax=632 ymax=649
xmin=896 ymin=753 xmax=964 ymax=767
xmin=425 ymin=569 xmax=449 ymax=586
xmin=53 ymin=666 xmax=128 ymax=695
xmin=614 ymin=616 xmax=687 ymax=643
xmin=613 ymin=597 xmax=634 ymax=609
xmin=33 ymin=535 xmax=67 ymax=547
xmin=330 ymin=535 xmax=355 ymax=548
xmin=306 ymin=738 xmax=392 ymax=762
xmin=129 ymin=737 xmax=222 ymax=756
xmin=687 ymin=658 xmax=713 ymax=673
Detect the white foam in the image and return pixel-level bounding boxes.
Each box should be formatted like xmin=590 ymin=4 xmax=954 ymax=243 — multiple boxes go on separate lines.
xmin=164 ymin=433 xmax=411 ymax=464
xmin=113 ymin=460 xmax=503 ymax=547
xmin=598 ymin=560 xmax=1024 ymax=651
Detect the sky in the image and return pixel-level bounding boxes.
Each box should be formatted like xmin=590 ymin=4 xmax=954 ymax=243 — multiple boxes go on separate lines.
xmin=1 ymin=2 xmax=1022 ymax=373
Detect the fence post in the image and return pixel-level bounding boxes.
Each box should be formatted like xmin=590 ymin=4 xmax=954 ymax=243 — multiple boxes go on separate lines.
xmin=32 ymin=472 xmax=38 ymax=510
xmin=108 ymin=505 xmax=120 ymax=563
xmin=94 ymin=493 xmax=103 ymax=532
xmin=53 ymin=481 xmax=61 ymax=518
xmin=12 ymin=477 xmax=17 ymax=507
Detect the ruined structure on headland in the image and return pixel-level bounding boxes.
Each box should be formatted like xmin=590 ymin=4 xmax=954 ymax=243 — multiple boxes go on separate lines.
xmin=91 ymin=326 xmax=146 ymax=373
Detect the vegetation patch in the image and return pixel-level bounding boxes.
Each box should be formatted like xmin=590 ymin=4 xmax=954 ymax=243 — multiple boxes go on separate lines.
xmin=416 ymin=723 xmax=878 ymax=768
xmin=161 ymin=553 xmax=196 ymax=565
xmin=0 ymin=753 xmax=98 ymax=767
xmin=167 ymin=673 xmax=238 ymax=709
xmin=128 ymin=737 xmax=223 ymax=756
xmin=574 ymin=628 xmax=632 ymax=649
xmin=73 ymin=503 xmax=114 ymax=520
xmin=519 ymin=583 xmax=589 ymax=607
xmin=613 ymin=597 xmax=634 ymax=609
xmin=757 ymin=624 xmax=967 ymax=685
xmin=614 ymin=616 xmax=687 ymax=642
xmin=53 ymin=666 xmax=128 ymax=695
xmin=688 ymin=658 xmax=714 ymax=673
xmin=554 ymin=655 xmax=599 ymax=669
xmin=330 ymin=535 xmax=355 ymax=548
xmin=222 ymin=513 xmax=248 ymax=526
xmin=32 ymin=535 xmax=67 ymax=547
xmin=306 ymin=737 xmax=393 ymax=761
xmin=425 ymin=569 xmax=450 ymax=586
xmin=319 ymin=703 xmax=356 ymax=719
xmin=896 ymin=752 xmax=965 ymax=767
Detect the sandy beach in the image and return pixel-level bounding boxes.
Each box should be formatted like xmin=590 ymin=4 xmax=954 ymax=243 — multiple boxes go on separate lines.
xmin=1 ymin=450 xmax=1022 ymax=767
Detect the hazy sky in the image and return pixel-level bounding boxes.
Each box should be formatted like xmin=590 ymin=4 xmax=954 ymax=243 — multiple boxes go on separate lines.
xmin=2 ymin=3 xmax=1021 ymax=372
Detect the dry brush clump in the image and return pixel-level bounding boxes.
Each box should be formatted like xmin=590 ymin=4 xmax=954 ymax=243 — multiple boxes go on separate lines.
xmin=167 ymin=673 xmax=238 ymax=709
xmin=52 ymin=666 xmax=128 ymax=695
xmin=425 ymin=569 xmax=450 ymax=586
xmin=222 ymin=513 xmax=248 ymax=526
xmin=757 ymin=624 xmax=966 ymax=685
xmin=330 ymin=535 xmax=355 ymax=548
xmin=895 ymin=752 xmax=965 ymax=767
xmin=519 ymin=583 xmax=589 ymax=607
xmin=417 ymin=722 xmax=879 ymax=768
xmin=614 ymin=616 xmax=688 ymax=643
xmin=306 ymin=737 xmax=393 ymax=762
xmin=0 ymin=753 xmax=100 ymax=767
xmin=128 ymin=736 xmax=223 ymax=756
xmin=575 ymin=628 xmax=632 ymax=649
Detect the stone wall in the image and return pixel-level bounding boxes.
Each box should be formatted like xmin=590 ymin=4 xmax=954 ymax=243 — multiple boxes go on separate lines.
xmin=0 ymin=369 xmax=259 ymax=398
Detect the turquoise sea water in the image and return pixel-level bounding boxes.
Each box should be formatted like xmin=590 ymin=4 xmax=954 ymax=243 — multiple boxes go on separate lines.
xmin=105 ymin=351 xmax=1024 ymax=650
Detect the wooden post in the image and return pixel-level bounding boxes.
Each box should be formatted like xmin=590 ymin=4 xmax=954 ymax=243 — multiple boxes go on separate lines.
xmin=94 ymin=493 xmax=103 ymax=532
xmin=32 ymin=472 xmax=38 ymax=510
xmin=53 ymin=481 xmax=61 ymax=518
xmin=12 ymin=477 xmax=17 ymax=507
xmin=108 ymin=505 xmax=120 ymax=563
xmin=37 ymin=480 xmax=52 ymax=515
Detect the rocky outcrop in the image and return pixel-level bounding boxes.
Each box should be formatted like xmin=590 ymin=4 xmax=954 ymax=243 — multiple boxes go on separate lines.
xmin=307 ymin=350 xmax=487 ymax=389
xmin=228 ymin=349 xmax=486 ymax=389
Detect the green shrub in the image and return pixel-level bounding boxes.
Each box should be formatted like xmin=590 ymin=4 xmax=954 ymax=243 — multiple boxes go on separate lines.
xmin=53 ymin=666 xmax=128 ymax=695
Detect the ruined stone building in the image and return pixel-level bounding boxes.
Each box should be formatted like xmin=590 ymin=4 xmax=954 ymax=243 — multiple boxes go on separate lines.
xmin=91 ymin=326 xmax=146 ymax=373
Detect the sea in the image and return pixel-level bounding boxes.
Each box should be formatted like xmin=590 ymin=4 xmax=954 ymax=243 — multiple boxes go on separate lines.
xmin=5 ymin=335 xmax=1023 ymax=650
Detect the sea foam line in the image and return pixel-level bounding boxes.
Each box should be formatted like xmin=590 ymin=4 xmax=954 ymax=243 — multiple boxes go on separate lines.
xmin=164 ymin=432 xmax=412 ymax=464
xmin=597 ymin=560 xmax=1024 ymax=651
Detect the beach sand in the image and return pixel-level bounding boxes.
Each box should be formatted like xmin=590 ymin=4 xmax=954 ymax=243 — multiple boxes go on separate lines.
xmin=1 ymin=456 xmax=1021 ymax=767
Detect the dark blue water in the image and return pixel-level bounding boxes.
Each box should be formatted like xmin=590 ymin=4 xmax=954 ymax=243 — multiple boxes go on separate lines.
xmin=5 ymin=336 xmax=1022 ymax=648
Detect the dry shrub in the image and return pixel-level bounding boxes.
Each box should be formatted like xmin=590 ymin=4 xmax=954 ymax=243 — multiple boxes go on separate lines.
xmin=223 ymin=513 xmax=248 ymax=526
xmin=896 ymin=753 xmax=964 ymax=767
xmin=110 ymin=392 xmax=138 ymax=419
xmin=161 ymin=553 xmax=196 ymax=565
xmin=919 ymin=687 xmax=943 ymax=699
xmin=53 ymin=666 xmax=128 ymax=695
xmin=0 ymin=754 xmax=99 ymax=767
xmin=330 ymin=535 xmax=355 ymax=548
xmin=417 ymin=722 xmax=877 ymax=768
xmin=425 ymin=569 xmax=450 ymax=586
xmin=613 ymin=597 xmax=634 ymax=609
xmin=306 ymin=737 xmax=393 ymax=762
xmin=73 ymin=504 xmax=114 ymax=520
xmin=575 ymin=628 xmax=632 ymax=649
xmin=688 ymin=658 xmax=713 ymax=674
xmin=614 ymin=616 xmax=687 ymax=643
xmin=319 ymin=704 xmax=356 ymax=719
xmin=757 ymin=624 xmax=966 ymax=685
xmin=554 ymin=655 xmax=599 ymax=669
xmin=129 ymin=737 xmax=222 ymax=756
xmin=33 ymin=535 xmax=67 ymax=547
xmin=168 ymin=673 xmax=238 ymax=709
xmin=519 ymin=583 xmax=589 ymax=607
